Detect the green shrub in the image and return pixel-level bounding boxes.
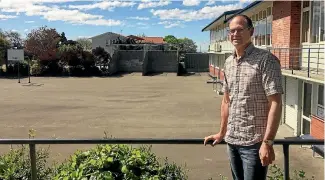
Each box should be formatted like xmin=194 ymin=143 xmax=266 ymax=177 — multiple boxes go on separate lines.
xmin=267 ymin=164 xmax=315 ymax=180
xmin=0 ymin=145 xmax=53 ymax=180
xmin=52 ymin=144 xmax=187 ymax=180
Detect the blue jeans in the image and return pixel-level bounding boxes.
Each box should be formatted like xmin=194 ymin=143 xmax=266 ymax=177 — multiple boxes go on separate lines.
xmin=227 ymin=142 xmax=268 ymax=180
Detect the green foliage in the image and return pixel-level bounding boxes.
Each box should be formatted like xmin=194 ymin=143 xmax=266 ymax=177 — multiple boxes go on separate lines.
xmin=163 ymin=35 xmax=197 ymax=53
xmin=267 ymin=164 xmax=315 ymax=180
xmin=0 ymin=129 xmax=53 ymax=180
xmin=215 ymin=164 xmax=316 ymax=180
xmin=0 ymin=145 xmax=53 ymax=180
xmin=52 ymin=144 xmax=187 ymax=180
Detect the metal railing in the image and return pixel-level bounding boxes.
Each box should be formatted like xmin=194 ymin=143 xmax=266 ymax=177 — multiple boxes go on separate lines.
xmin=268 ymin=47 xmax=324 ymax=78
xmin=0 ymin=138 xmax=323 ymax=180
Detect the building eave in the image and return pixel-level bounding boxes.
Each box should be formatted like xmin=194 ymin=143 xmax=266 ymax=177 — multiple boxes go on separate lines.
xmin=201 ymin=9 xmax=242 ymax=32
xmin=223 ymin=0 xmax=263 ymax=24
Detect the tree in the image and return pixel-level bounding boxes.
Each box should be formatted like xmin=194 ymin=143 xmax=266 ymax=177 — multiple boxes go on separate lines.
xmin=60 ymin=32 xmax=68 ymax=44
xmin=58 ymin=43 xmax=83 ymax=67
xmin=0 ymin=36 xmax=10 ymax=67
xmin=92 ymin=47 xmax=110 ymax=69
xmin=5 ymin=31 xmax=23 ymax=48
xmin=76 ymin=38 xmax=92 ymax=52
xmin=163 ymin=35 xmax=197 ymax=52
xmin=24 ymin=26 xmax=61 ymax=61
xmin=178 ymin=38 xmax=197 ymax=53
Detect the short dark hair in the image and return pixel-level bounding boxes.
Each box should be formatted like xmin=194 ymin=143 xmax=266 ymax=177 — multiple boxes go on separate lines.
xmin=229 ymin=14 xmax=253 ymax=29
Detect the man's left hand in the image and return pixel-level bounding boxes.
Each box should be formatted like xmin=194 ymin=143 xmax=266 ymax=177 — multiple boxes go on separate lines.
xmin=259 ymin=143 xmax=275 ymax=166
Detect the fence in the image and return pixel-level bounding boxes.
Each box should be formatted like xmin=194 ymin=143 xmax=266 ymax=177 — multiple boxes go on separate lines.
xmin=268 ymin=47 xmax=324 ymax=78
xmin=0 ymin=138 xmax=323 ymax=180
xmin=183 ymin=53 xmax=209 ymax=72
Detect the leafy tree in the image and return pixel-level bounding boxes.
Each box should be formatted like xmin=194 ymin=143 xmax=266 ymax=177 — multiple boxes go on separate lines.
xmin=178 ymin=38 xmax=197 ymax=53
xmin=24 ymin=26 xmax=61 ymax=61
xmin=58 ymin=43 xmax=83 ymax=67
xmin=60 ymin=32 xmax=68 ymax=44
xmin=4 ymin=31 xmax=23 ymax=48
xmin=163 ymin=35 xmax=197 ymax=52
xmin=92 ymin=47 xmax=110 ymax=69
xmin=76 ymin=38 xmax=92 ymax=52
xmin=0 ymin=36 xmax=10 ymax=68
xmin=164 ymin=35 xmax=179 ymax=45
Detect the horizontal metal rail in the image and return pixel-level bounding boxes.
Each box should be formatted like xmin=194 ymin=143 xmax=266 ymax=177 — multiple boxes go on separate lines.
xmin=0 ymin=138 xmax=323 ymax=180
xmin=0 ymin=138 xmax=323 ymax=145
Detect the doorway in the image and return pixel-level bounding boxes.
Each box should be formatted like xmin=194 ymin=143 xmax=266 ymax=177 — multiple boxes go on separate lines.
xmin=301 ymin=82 xmax=312 ymax=135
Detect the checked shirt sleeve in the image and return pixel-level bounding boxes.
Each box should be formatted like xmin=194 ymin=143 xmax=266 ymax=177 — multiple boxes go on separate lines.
xmin=261 ymin=53 xmax=284 ymax=96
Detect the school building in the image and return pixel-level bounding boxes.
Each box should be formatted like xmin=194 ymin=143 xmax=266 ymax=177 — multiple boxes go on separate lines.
xmin=202 ymin=1 xmax=324 ymax=140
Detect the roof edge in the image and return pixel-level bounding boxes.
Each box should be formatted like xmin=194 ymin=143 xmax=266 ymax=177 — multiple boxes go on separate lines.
xmin=224 ymin=0 xmax=263 ymax=23
xmin=201 ymin=9 xmax=242 ymax=32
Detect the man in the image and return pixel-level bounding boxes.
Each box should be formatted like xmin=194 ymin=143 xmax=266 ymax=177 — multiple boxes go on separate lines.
xmin=204 ymin=15 xmax=283 ymax=180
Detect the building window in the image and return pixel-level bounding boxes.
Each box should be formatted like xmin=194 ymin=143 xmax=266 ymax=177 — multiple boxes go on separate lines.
xmin=252 ymin=7 xmax=272 ymax=46
xmin=302 ymin=11 xmax=310 ymax=42
xmin=301 ymin=0 xmax=324 ymax=43
xmin=311 ymin=1 xmax=325 ymax=43
xmin=317 ymin=85 xmax=324 ymax=118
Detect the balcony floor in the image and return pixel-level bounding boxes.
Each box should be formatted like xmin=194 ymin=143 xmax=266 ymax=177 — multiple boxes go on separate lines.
xmin=282 ymin=69 xmax=324 ymax=83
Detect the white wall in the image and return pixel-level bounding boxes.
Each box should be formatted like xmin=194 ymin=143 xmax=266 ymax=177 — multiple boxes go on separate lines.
xmin=91 ymin=32 xmax=128 ymax=55
xmin=284 ymin=77 xmax=299 ymax=134
xmin=301 ymin=44 xmax=324 ymax=70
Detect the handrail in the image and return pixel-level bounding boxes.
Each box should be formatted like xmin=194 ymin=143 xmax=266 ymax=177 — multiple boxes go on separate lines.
xmin=0 ymin=138 xmax=323 ymax=180
xmin=0 ymin=138 xmax=323 ymax=145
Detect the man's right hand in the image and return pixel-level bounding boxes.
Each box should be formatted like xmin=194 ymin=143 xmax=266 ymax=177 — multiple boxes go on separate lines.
xmin=203 ymin=133 xmax=224 ymax=147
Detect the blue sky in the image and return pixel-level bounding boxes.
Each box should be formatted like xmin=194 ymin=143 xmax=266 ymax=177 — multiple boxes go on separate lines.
xmin=0 ymin=0 xmax=252 ymax=52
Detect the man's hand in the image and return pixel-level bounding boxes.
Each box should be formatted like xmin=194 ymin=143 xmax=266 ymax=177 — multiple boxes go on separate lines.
xmin=259 ymin=143 xmax=275 ymax=166
xmin=204 ymin=133 xmax=224 ymax=146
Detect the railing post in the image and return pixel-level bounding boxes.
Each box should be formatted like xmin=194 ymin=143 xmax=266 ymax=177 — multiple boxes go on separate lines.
xmin=307 ymin=48 xmax=310 ymax=78
xmin=29 ymin=144 xmax=37 ymax=180
xmin=283 ymin=144 xmax=290 ymax=180
xmin=317 ymin=45 xmax=320 ymax=74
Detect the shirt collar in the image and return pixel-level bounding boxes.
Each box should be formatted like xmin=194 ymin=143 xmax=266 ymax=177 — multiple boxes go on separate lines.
xmin=232 ymin=43 xmax=255 ymax=58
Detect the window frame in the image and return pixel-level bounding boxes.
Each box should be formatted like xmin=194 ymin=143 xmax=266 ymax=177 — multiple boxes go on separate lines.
xmin=300 ymin=0 xmax=325 ymax=44
xmin=317 ymin=84 xmax=324 ymax=118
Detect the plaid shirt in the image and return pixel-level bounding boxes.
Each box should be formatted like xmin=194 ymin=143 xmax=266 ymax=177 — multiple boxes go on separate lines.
xmin=222 ymin=43 xmax=283 ymax=146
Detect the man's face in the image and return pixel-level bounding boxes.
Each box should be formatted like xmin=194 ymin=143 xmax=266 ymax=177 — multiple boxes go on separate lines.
xmin=228 ymin=16 xmax=253 ymax=48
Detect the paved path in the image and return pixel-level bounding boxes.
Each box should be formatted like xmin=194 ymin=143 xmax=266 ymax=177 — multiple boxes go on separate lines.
xmin=0 ymin=74 xmax=323 ymax=179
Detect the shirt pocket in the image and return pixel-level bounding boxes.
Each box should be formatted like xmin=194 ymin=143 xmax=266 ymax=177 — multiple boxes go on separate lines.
xmin=239 ymin=63 xmax=260 ymax=95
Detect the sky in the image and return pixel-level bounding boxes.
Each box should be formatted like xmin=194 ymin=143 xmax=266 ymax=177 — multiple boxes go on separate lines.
xmin=0 ymin=0 xmax=253 ymax=52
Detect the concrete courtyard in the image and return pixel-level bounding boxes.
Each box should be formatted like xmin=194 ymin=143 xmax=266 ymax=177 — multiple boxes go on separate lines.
xmin=0 ymin=73 xmax=323 ymax=180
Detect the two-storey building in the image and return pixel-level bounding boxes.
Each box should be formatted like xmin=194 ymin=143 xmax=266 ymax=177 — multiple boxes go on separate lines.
xmin=202 ymin=0 xmax=324 ymax=139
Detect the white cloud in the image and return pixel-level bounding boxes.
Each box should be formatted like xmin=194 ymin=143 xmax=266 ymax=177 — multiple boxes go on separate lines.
xmin=25 ymin=20 xmax=35 ymax=23
xmin=136 ymin=22 xmax=148 ymax=26
xmin=127 ymin=16 xmax=150 ymax=21
xmin=0 ymin=0 xmax=123 ymax=26
xmin=158 ymin=21 xmax=184 ymax=28
xmin=0 ymin=14 xmax=17 ymax=20
xmin=137 ymin=0 xmax=171 ymax=10
xmin=206 ymin=0 xmax=215 ymax=5
xmin=151 ymin=3 xmax=242 ymax=22
xmin=24 ymin=29 xmax=29 ymax=32
xmin=69 ymin=1 xmax=136 ymax=11
xmin=43 ymin=8 xmax=123 ymax=26
xmin=182 ymin=0 xmax=200 ymax=6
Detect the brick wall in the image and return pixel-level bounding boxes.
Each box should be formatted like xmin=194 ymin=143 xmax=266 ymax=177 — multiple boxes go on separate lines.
xmin=272 ymin=1 xmax=301 ymax=69
xmin=311 ymin=115 xmax=324 ymax=139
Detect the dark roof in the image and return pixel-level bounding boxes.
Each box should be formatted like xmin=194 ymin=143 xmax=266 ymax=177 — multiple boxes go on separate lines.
xmin=224 ymin=1 xmax=263 ymax=23
xmin=201 ymin=9 xmax=242 ymax=32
